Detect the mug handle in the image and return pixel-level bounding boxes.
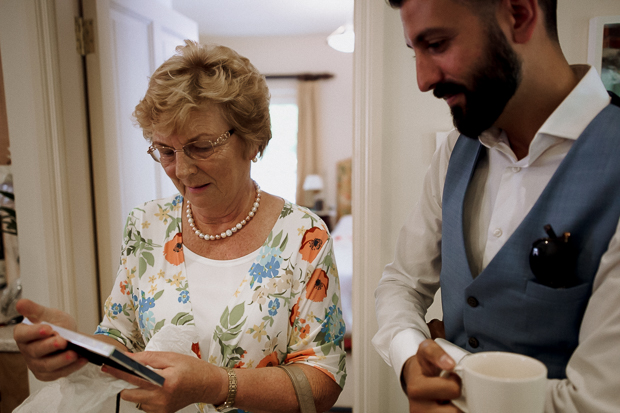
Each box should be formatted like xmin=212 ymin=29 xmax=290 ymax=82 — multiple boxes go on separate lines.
xmin=440 ymin=364 xmax=467 ymax=412
xmin=434 ymin=339 xmax=470 ymax=412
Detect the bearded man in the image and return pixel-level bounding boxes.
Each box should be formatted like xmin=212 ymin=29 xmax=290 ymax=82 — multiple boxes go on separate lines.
xmin=372 ymin=0 xmax=620 ymax=411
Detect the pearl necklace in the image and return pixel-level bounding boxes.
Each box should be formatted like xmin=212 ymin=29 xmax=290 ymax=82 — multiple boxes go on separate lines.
xmin=186 ymin=181 xmax=261 ymax=241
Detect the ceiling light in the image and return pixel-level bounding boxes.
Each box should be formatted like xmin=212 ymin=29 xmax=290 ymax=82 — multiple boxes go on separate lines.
xmin=327 ymin=24 xmax=355 ymax=53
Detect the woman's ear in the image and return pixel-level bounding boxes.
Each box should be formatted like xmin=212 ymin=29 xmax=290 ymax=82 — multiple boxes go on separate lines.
xmin=500 ymin=0 xmax=538 ymax=44
xmin=250 ymin=149 xmax=259 ymax=162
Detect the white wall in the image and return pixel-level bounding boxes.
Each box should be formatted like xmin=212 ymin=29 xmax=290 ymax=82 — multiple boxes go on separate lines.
xmin=376 ymin=0 xmax=620 ymax=410
xmin=558 ymin=0 xmax=620 ymax=65
xmin=204 ymin=35 xmax=354 ymax=214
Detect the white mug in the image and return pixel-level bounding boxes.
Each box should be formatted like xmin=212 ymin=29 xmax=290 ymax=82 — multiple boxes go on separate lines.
xmin=448 ymin=351 xmax=547 ymax=413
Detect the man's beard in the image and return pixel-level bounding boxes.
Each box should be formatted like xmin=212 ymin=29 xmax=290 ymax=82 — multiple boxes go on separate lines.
xmin=434 ymin=22 xmax=522 ymax=138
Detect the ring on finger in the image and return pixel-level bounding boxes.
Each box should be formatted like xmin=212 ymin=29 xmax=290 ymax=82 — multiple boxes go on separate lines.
xmin=136 ymin=403 xmax=143 ymax=411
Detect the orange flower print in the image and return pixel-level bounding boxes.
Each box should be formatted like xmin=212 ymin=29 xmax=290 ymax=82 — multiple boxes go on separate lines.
xmin=290 ymin=302 xmax=300 ymax=326
xmin=163 ymin=233 xmax=184 ymax=265
xmin=306 ymin=269 xmax=329 ymax=302
xmin=299 ymin=227 xmax=328 ymax=263
xmin=257 ymin=351 xmax=280 ymax=368
xmin=299 ymin=324 xmax=311 ymax=339
xmin=191 ymin=342 xmax=202 ymax=359
xmin=119 ymin=280 xmax=130 ymax=295
xmin=234 ymin=361 xmax=245 ymax=368
xmin=285 ymin=348 xmax=316 ymax=364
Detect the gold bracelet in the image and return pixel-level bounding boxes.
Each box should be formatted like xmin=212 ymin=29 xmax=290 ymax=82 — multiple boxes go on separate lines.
xmin=215 ymin=367 xmax=238 ymax=412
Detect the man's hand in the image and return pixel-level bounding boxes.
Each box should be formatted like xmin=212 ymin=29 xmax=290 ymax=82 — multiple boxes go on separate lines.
xmin=427 ymin=319 xmax=446 ymax=340
xmin=402 ymin=339 xmax=462 ymax=412
xmin=13 ymin=299 xmax=87 ymax=381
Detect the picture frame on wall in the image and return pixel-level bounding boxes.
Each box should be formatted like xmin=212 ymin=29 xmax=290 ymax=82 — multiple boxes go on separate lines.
xmin=588 ymin=16 xmax=620 ymax=95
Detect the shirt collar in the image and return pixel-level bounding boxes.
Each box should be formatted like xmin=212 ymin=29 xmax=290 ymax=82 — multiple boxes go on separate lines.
xmin=478 ymin=65 xmax=611 ymax=163
xmin=537 ymin=65 xmax=611 ymax=140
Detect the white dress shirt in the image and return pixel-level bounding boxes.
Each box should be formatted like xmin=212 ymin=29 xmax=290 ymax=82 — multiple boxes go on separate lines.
xmin=373 ymin=65 xmax=620 ymax=412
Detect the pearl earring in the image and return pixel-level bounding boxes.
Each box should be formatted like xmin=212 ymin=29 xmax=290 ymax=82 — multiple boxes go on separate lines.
xmin=252 ymin=156 xmax=258 ymax=163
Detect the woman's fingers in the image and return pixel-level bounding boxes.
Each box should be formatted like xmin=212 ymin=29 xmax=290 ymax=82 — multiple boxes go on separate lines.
xmin=15 ymin=299 xmax=47 ymax=322
xmin=15 ymin=299 xmax=77 ymax=330
xmin=102 ymin=364 xmax=159 ymax=390
xmin=14 ymin=323 xmax=54 ymax=347
xmin=13 ymin=304 xmax=86 ymax=381
xmin=128 ymin=351 xmax=175 ymax=370
xmin=33 ymin=356 xmax=88 ymax=381
xmin=119 ymin=387 xmax=156 ymax=404
xmin=21 ymin=334 xmax=67 ymax=359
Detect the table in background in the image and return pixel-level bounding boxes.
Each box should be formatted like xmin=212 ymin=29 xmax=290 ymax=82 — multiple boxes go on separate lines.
xmin=0 ymin=325 xmax=29 ymax=412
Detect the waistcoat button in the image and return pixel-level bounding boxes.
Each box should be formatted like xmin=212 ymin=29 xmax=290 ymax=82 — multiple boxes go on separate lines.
xmin=468 ymin=337 xmax=479 ymax=348
xmin=467 ymin=296 xmax=479 ymax=307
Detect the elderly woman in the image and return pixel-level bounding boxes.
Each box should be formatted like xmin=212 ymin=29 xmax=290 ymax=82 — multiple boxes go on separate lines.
xmin=14 ymin=41 xmax=346 ymax=413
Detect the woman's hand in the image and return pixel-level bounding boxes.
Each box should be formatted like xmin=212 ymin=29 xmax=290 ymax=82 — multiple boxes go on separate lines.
xmin=13 ymin=299 xmax=87 ymax=381
xmin=402 ymin=339 xmax=462 ymax=412
xmin=102 ymin=351 xmax=227 ymax=413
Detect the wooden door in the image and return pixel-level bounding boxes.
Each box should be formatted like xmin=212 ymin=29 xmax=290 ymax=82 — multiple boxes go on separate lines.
xmin=83 ymin=0 xmax=198 ymax=306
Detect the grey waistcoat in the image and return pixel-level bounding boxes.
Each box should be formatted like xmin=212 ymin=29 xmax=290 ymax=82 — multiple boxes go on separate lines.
xmin=440 ymin=102 xmax=620 ymax=379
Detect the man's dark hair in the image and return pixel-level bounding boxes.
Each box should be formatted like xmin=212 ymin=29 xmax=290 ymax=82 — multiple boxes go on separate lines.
xmin=387 ymin=0 xmax=559 ymax=43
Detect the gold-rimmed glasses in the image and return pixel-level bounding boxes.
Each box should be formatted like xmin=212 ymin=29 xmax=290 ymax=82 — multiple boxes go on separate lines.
xmin=147 ymin=129 xmax=234 ymax=164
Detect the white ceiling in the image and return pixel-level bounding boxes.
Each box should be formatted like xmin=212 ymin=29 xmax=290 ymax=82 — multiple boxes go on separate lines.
xmin=170 ymin=0 xmax=354 ymax=38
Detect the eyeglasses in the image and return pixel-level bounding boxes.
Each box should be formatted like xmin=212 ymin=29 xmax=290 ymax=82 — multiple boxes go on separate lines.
xmin=147 ymin=129 xmax=234 ymax=164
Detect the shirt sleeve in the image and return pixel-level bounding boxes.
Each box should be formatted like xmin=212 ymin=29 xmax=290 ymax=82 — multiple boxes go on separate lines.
xmin=285 ymin=223 xmax=347 ymax=389
xmin=94 ymin=211 xmax=145 ymax=352
xmin=544 ymin=217 xmax=620 ymax=412
xmin=372 ymin=130 xmax=459 ymax=379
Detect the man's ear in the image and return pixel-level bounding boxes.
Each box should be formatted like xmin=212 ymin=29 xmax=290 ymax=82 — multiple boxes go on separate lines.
xmin=499 ymin=0 xmax=538 ymax=44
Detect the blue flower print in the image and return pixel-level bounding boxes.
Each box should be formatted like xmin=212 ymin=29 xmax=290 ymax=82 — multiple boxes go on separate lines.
xmin=258 ymin=245 xmax=280 ymax=266
xmin=250 ymin=263 xmax=267 ymax=287
xmin=268 ymin=299 xmax=280 ymax=316
xmin=172 ymin=195 xmax=182 ymax=206
xmin=139 ymin=296 xmax=155 ymax=313
xmin=94 ymin=325 xmax=108 ymax=335
xmin=321 ymin=304 xmax=345 ymax=345
xmin=111 ymin=303 xmax=122 ymax=316
xmin=264 ymin=256 xmax=281 ymax=278
xmin=178 ymin=290 xmax=190 ymax=303
xmin=140 ymin=310 xmax=156 ymax=331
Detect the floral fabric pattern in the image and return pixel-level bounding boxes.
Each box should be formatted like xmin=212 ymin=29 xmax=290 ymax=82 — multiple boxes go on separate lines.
xmin=95 ymin=194 xmax=346 ymax=411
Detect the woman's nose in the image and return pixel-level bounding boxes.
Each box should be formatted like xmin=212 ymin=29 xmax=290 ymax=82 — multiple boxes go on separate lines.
xmin=175 ymin=152 xmax=197 ymax=178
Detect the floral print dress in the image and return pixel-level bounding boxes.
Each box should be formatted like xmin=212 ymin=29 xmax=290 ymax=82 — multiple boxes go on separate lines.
xmin=95 ymin=194 xmax=347 ymax=412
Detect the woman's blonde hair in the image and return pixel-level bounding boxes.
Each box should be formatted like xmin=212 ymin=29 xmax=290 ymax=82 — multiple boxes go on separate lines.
xmin=133 ymin=40 xmax=271 ymax=157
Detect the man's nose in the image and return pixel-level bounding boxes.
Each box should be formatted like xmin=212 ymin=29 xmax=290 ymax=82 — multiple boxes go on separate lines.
xmin=416 ymin=55 xmax=442 ymax=93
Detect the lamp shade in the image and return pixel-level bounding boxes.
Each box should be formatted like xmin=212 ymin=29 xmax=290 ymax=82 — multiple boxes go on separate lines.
xmin=327 ymin=24 xmax=355 ymax=53
xmin=303 ymin=174 xmax=324 ymax=191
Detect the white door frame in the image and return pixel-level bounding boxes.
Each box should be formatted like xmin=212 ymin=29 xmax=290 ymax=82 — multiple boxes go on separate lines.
xmin=352 ymin=0 xmax=391 ymax=411
xmin=0 ymin=0 xmax=98 ymax=331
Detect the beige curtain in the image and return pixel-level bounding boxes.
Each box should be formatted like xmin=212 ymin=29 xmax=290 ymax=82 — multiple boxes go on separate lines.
xmin=296 ymin=80 xmax=320 ymax=206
